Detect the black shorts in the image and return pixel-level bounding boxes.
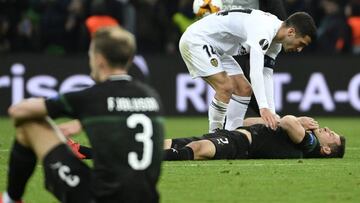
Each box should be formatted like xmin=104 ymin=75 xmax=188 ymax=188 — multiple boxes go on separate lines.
xmin=205 ymin=130 xmax=250 ymax=159
xmin=43 ymin=144 xmax=159 ymax=203
xmin=172 ymin=130 xmax=250 ymax=160
xmin=43 ymin=144 xmax=93 ymax=203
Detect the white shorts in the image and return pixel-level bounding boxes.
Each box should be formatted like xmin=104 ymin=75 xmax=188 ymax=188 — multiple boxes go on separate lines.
xmin=179 ymin=35 xmax=243 ymax=78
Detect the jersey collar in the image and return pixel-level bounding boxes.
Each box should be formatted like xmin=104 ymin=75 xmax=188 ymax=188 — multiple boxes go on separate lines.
xmin=108 ymin=74 xmax=132 ymax=81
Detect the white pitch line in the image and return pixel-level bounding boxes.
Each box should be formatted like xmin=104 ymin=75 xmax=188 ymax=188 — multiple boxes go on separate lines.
xmin=164 ymin=162 xmax=360 ymax=167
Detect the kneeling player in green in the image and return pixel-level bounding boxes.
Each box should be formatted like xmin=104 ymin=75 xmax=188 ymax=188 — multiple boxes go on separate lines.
xmin=1 ymin=27 xmax=164 ymax=203
xmin=163 ymin=116 xmax=346 ymax=160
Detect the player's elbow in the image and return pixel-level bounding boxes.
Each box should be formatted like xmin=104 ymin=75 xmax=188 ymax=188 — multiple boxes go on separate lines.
xmin=8 ymin=104 xmax=21 ymax=119
xmin=8 ymin=103 xmax=31 ymax=120
xmin=279 ymin=115 xmax=298 ymax=129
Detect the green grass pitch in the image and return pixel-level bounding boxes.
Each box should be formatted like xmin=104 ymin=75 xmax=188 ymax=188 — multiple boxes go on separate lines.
xmin=1 ymin=117 xmax=360 ymax=203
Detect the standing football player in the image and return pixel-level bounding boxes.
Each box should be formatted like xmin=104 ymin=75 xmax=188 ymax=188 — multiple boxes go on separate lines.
xmin=179 ymin=9 xmax=316 ymax=132
xmin=1 ymin=27 xmax=164 ymax=203
xmin=193 ymin=0 xmax=288 ymax=130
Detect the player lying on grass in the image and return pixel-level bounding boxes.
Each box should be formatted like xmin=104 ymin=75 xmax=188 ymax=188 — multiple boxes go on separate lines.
xmin=60 ymin=115 xmax=345 ymax=161
xmin=163 ymin=115 xmax=346 ymax=160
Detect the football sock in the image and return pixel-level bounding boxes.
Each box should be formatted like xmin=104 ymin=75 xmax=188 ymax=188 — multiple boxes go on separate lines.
xmin=163 ymin=148 xmax=179 ymax=160
xmin=79 ymin=145 xmax=93 ymax=159
xmin=225 ymin=95 xmax=250 ymax=130
xmin=1 ymin=192 xmax=17 ymax=203
xmin=209 ymin=98 xmax=228 ymax=132
xmin=163 ymin=146 xmax=194 ymax=161
xmin=6 ymin=140 xmax=36 ymax=201
xmin=178 ymin=146 xmax=194 ymax=160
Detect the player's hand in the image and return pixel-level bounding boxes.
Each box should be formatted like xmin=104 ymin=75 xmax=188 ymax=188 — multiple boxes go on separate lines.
xmin=58 ymin=120 xmax=82 ymax=137
xmin=297 ymin=116 xmax=319 ymax=130
xmin=260 ymin=108 xmax=279 ymax=130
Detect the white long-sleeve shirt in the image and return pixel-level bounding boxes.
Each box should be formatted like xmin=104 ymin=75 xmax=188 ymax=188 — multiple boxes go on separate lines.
xmin=184 ymin=8 xmax=282 ymax=112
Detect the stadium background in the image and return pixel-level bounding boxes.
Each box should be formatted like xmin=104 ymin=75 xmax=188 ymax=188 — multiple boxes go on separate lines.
xmin=1 ymin=54 xmax=360 ymax=116
xmin=1 ymin=0 xmax=360 ymax=203
xmin=1 ymin=0 xmax=360 ymax=117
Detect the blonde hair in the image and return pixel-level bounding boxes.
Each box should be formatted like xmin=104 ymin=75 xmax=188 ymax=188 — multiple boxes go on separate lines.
xmin=92 ymin=26 xmax=136 ymax=69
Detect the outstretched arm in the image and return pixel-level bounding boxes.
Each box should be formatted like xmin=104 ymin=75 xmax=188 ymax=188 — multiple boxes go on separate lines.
xmin=243 ymin=115 xmax=280 ymax=126
xmin=244 ymin=116 xmax=318 ymax=130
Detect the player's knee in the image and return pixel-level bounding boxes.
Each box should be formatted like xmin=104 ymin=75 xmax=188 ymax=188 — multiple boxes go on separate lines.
xmin=15 ymin=126 xmax=28 ymax=145
xmin=14 ymin=120 xmax=44 ymax=145
xmin=187 ymin=141 xmax=208 ymax=159
xmin=233 ymin=83 xmax=252 ymax=96
xmin=163 ymin=139 xmax=172 ymax=149
xmin=187 ymin=141 xmax=201 ymax=154
xmin=187 ymin=140 xmax=214 ymax=160
xmin=242 ymin=84 xmax=252 ymax=96
xmin=217 ymin=82 xmax=234 ymax=98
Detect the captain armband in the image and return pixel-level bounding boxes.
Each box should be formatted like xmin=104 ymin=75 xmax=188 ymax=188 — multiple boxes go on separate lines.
xmin=264 ymin=55 xmax=276 ymax=69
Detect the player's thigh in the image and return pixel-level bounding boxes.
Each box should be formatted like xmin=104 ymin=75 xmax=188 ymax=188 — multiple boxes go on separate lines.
xmin=221 ymin=55 xmax=252 ymax=95
xmin=203 ymin=134 xmax=238 ymax=159
xmin=179 ymin=40 xmax=224 ymax=78
xmin=220 ymin=55 xmax=244 ymax=76
xmin=171 ymin=136 xmax=203 ymax=149
xmin=187 ymin=140 xmax=216 ymax=160
xmin=43 ymin=144 xmax=93 ymax=203
xmin=20 ymin=119 xmax=64 ymax=160
xmin=203 ymin=71 xmax=233 ymax=96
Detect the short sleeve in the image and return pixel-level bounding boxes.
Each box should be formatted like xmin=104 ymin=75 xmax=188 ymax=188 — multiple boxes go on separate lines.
xmin=45 ymin=91 xmax=85 ymax=119
xmin=297 ymin=132 xmax=320 ymax=153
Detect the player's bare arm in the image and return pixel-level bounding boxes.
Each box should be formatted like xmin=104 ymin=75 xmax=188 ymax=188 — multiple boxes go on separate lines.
xmin=8 ymin=98 xmax=47 ymax=125
xmin=243 ymin=117 xmax=266 ymax=126
xmin=57 ymin=119 xmax=83 ymax=137
xmin=279 ymin=115 xmax=306 ymax=144
xmin=297 ymin=116 xmax=319 ymax=130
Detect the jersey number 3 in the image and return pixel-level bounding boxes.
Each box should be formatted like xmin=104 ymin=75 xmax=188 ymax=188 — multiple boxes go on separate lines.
xmin=127 ymin=114 xmax=153 ymax=170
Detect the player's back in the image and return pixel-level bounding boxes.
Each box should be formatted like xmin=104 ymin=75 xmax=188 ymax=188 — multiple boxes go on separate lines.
xmin=74 ymin=75 xmax=164 ymax=201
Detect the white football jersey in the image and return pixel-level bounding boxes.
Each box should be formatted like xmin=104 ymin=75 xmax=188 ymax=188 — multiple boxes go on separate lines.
xmin=181 ymin=8 xmax=283 ymax=110
xmin=183 ymin=9 xmax=282 ymax=56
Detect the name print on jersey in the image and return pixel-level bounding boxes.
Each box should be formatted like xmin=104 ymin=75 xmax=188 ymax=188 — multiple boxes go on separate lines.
xmin=107 ymin=97 xmax=160 ymax=112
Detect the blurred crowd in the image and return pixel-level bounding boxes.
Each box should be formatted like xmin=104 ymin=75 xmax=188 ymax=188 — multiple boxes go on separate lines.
xmin=1 ymin=0 xmax=360 ymax=55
